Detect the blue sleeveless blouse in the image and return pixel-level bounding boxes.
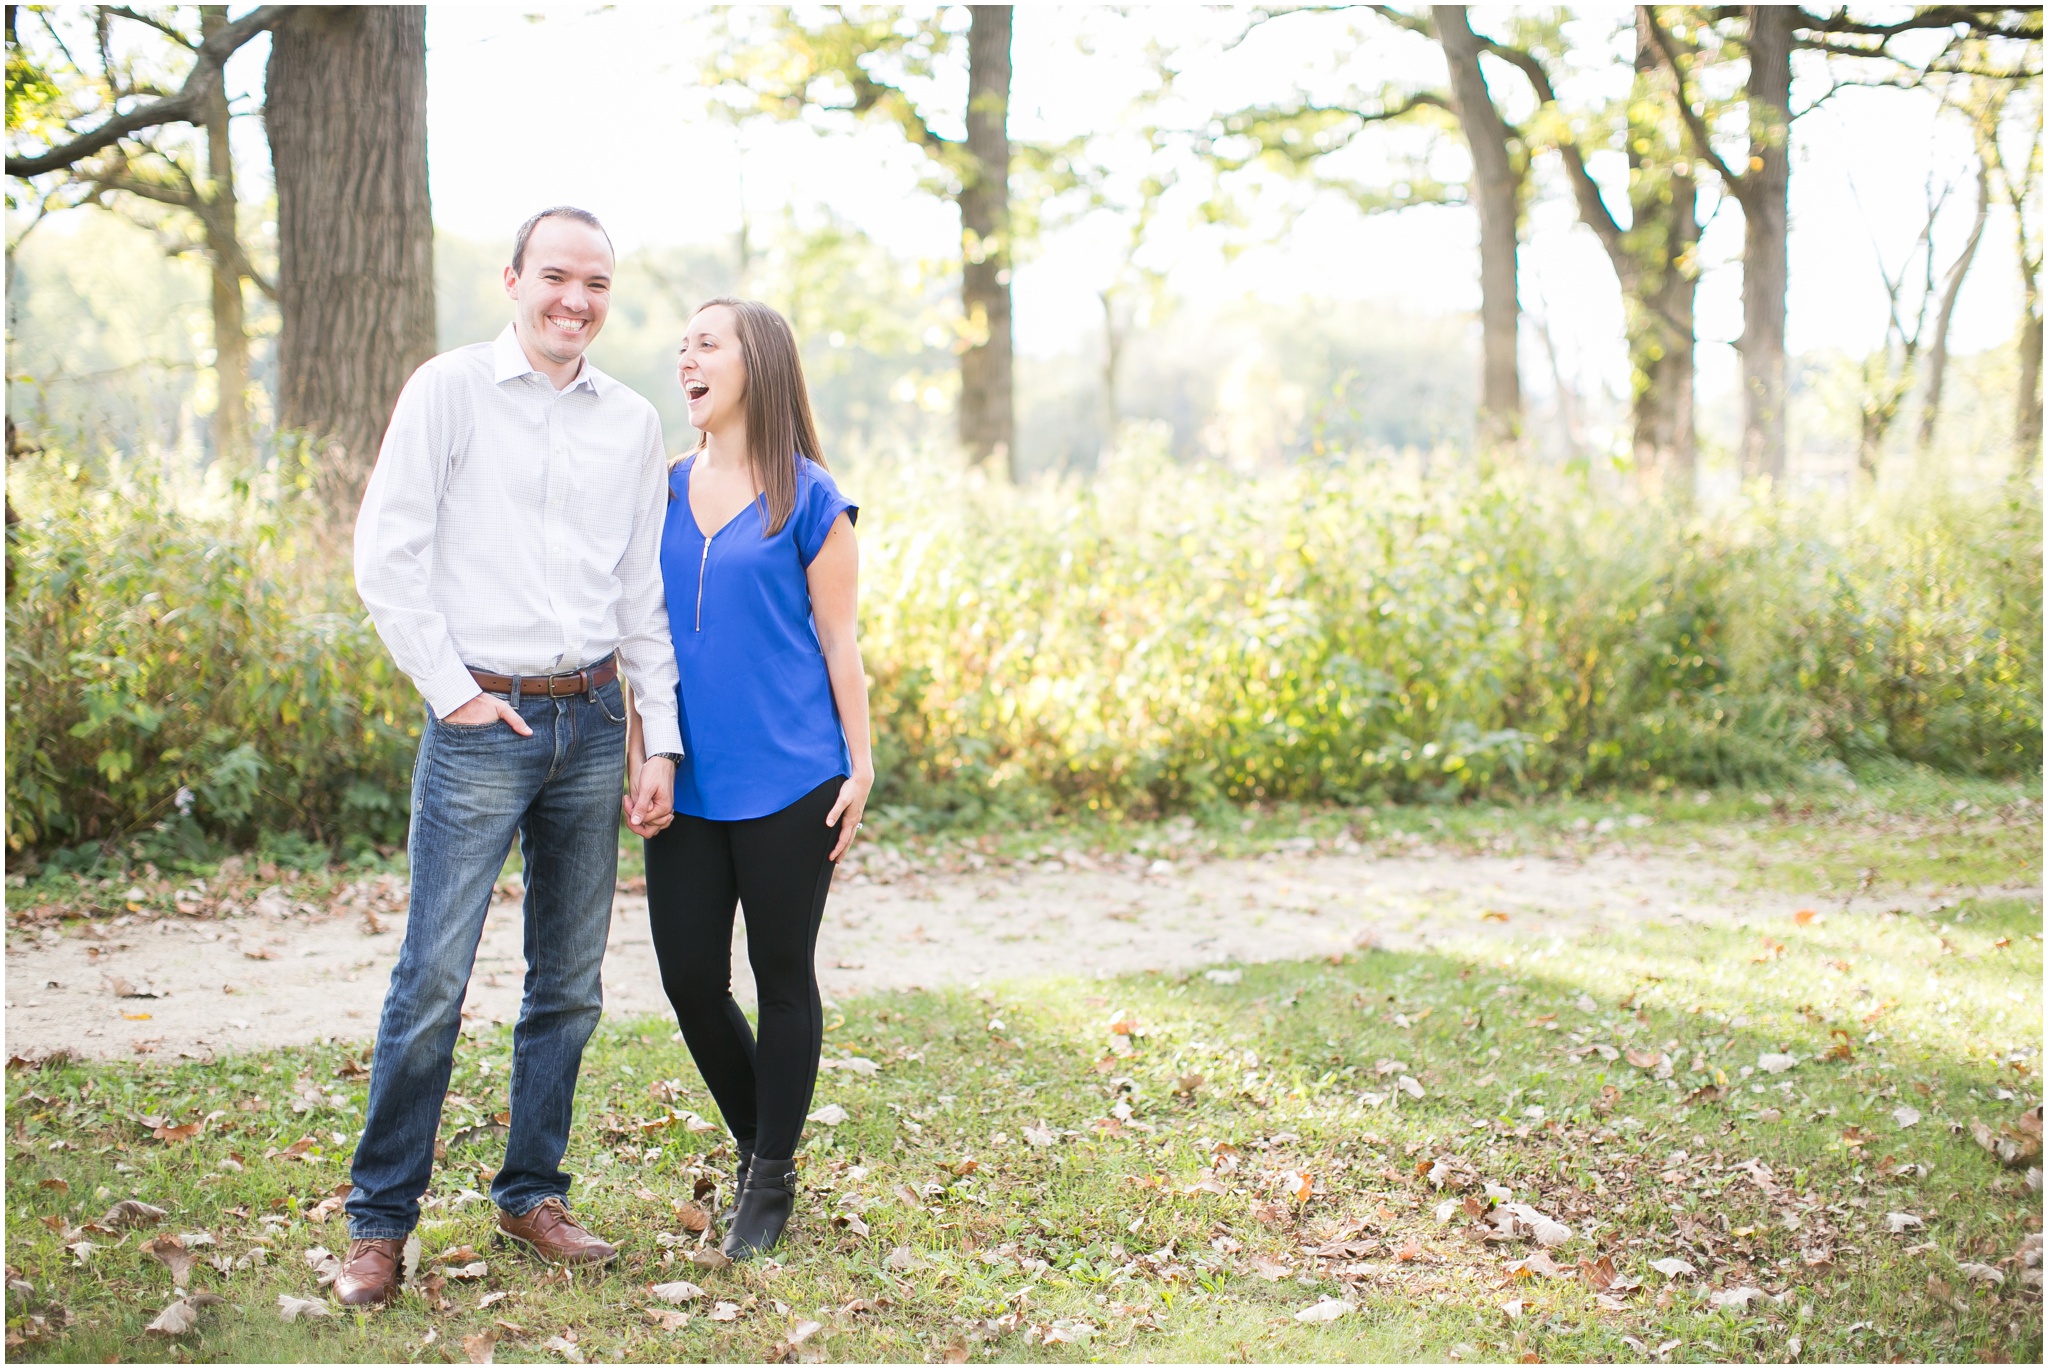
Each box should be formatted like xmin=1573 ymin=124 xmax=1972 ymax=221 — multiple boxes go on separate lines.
xmin=660 ymin=454 xmax=856 ymax=820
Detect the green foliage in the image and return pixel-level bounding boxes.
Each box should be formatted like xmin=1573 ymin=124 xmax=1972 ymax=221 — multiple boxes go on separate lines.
xmin=5 ymin=442 xmax=2038 ymax=858
xmin=5 ymin=451 xmax=418 ymax=858
xmin=856 ymin=450 xmax=2041 ymax=823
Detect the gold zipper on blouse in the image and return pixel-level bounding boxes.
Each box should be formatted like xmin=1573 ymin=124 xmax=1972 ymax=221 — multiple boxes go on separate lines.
xmin=694 ymin=535 xmax=710 ymax=632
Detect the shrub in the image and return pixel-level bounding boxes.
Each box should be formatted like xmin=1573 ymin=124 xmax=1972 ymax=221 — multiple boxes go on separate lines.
xmin=5 ymin=443 xmax=2039 ymax=858
xmin=6 ymin=452 xmax=418 ymax=858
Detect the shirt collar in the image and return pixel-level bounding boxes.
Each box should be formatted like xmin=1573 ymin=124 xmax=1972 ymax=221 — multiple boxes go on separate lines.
xmin=492 ymin=323 xmax=612 ymax=397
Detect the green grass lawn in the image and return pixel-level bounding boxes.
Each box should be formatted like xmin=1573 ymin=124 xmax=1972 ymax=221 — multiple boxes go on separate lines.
xmin=6 ymin=774 xmax=2041 ymax=1363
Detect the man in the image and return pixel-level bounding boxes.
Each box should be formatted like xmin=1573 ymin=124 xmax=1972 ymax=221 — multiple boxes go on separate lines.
xmin=338 ymin=206 xmax=683 ymax=1306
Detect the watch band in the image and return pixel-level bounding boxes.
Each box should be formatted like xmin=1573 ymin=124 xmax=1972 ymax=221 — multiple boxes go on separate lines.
xmin=649 ymin=752 xmax=683 ymax=766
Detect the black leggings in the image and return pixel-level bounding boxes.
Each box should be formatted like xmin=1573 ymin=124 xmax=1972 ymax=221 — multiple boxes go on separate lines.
xmin=644 ymin=776 xmax=842 ymax=1169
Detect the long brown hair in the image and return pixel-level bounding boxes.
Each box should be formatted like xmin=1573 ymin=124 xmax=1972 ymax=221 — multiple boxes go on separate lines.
xmin=690 ymin=297 xmax=826 ymax=536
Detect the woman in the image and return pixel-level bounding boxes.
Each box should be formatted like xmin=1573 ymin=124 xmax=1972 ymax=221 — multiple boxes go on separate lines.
xmin=622 ymin=297 xmax=872 ymax=1260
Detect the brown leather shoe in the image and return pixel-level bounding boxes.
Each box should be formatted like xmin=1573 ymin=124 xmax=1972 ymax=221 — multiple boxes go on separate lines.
xmin=333 ymin=1236 xmax=404 ymax=1307
xmin=497 ymin=1196 xmax=618 ymax=1265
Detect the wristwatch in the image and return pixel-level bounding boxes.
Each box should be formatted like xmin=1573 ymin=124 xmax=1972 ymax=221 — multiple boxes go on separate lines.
xmin=648 ymin=752 xmax=683 ymax=768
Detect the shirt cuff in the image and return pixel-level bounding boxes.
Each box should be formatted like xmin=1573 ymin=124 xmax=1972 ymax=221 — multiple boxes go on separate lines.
xmin=421 ymin=658 xmax=484 ymax=720
xmin=637 ymin=706 xmax=683 ymax=759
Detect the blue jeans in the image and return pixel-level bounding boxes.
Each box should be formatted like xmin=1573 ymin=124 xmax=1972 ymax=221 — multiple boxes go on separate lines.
xmin=345 ymin=678 xmax=627 ymax=1239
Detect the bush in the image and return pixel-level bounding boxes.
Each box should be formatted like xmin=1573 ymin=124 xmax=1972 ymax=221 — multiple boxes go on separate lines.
xmin=6 ymin=451 xmax=418 ymax=858
xmin=6 ymin=443 xmax=2039 ymax=858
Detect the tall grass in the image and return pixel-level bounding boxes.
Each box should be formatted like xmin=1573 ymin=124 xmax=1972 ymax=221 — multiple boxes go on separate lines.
xmin=6 ymin=442 xmax=2038 ymax=860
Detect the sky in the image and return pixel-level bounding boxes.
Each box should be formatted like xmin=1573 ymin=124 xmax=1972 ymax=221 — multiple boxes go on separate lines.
xmin=194 ymin=4 xmax=2034 ymax=409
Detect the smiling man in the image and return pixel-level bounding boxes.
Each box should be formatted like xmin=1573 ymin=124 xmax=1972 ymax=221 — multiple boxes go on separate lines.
xmin=341 ymin=207 xmax=682 ymax=1304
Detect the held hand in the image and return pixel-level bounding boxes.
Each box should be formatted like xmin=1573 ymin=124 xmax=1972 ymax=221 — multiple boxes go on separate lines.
xmin=444 ymin=692 xmax=534 ymax=737
xmin=625 ymin=755 xmax=676 ymax=839
xmin=825 ymin=771 xmax=872 ymax=863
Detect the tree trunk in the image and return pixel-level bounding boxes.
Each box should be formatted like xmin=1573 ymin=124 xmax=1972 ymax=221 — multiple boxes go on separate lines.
xmin=1624 ymin=10 xmax=1697 ymax=501
xmin=1434 ymin=5 xmax=1523 ymax=450
xmin=1737 ymin=5 xmax=1792 ymax=482
xmin=197 ymin=6 xmax=248 ymax=470
xmin=265 ymin=6 xmax=435 ymax=514
xmin=1099 ymin=287 xmax=1124 ymax=454
xmin=1916 ymin=156 xmax=1990 ymax=458
xmin=2018 ymin=260 xmax=2043 ymax=464
xmin=959 ymin=5 xmax=1015 ymax=478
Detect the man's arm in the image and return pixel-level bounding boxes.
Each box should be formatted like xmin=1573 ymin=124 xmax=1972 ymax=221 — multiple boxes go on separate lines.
xmin=615 ymin=411 xmax=683 ymax=827
xmin=352 ymin=365 xmax=490 ymax=720
xmin=613 ymin=412 xmax=684 ymax=757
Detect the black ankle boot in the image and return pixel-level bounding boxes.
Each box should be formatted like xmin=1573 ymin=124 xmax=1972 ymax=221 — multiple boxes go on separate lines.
xmin=721 ymin=1165 xmax=797 ymax=1261
xmin=719 ymin=1146 xmax=753 ymax=1227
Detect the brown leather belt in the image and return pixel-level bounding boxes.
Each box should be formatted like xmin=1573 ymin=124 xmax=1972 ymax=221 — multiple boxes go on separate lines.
xmin=469 ymin=656 xmax=618 ymax=700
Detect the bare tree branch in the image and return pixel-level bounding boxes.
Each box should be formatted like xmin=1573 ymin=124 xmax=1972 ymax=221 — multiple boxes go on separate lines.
xmin=102 ymin=7 xmax=198 ymax=50
xmin=6 ymin=6 xmax=285 ymax=179
xmin=1797 ymin=6 xmax=2042 ymax=43
xmin=1639 ymin=4 xmax=1749 ymax=202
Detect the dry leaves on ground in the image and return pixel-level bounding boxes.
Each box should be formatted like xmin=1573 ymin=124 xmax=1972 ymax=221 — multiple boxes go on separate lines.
xmin=276 ymin=1294 xmax=331 ymax=1323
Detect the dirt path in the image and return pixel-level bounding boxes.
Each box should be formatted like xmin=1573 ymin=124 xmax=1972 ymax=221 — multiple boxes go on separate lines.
xmin=2 ymin=844 xmax=1996 ymax=1063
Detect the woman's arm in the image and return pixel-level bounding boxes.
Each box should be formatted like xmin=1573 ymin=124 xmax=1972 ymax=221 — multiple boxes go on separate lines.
xmin=807 ymin=511 xmax=872 ymax=861
xmin=619 ymin=677 xmax=669 ymax=837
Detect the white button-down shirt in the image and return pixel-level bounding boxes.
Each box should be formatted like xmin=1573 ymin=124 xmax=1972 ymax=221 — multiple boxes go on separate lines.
xmin=353 ymin=324 xmax=683 ymax=756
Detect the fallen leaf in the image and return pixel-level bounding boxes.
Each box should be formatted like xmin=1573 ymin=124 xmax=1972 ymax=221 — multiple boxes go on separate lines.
xmin=885 ymin=1245 xmax=918 ymax=1272
xmin=1283 ymin=1170 xmax=1314 ymax=1202
xmin=1626 ymin=1048 xmax=1663 ymax=1070
xmin=304 ymin=1246 xmax=342 ymax=1286
xmin=807 ymin=1103 xmax=849 ymax=1127
xmin=1021 ymin=1124 xmax=1057 ymax=1148
xmin=832 ymin=1211 xmax=871 ymax=1238
xmin=39 ymin=1178 xmax=69 ymax=1194
xmin=145 ymin=1298 xmax=206 ymax=1336
xmin=1885 ymin=1212 xmax=1925 ymax=1234
xmin=1648 ymin=1257 xmax=1695 ymax=1278
xmin=1251 ymin=1255 xmax=1290 ymax=1281
xmin=463 ymin=1328 xmax=499 ymax=1363
xmin=140 ymin=1234 xmax=195 ymax=1285
xmin=1394 ymin=1240 xmax=1423 ymax=1261
xmin=277 ymin=1294 xmax=332 ymax=1323
xmin=787 ymin=1320 xmax=823 ymax=1346
xmin=1482 ymin=911 xmax=1509 ymax=923
xmin=1793 ymin=909 xmax=1817 ymax=925
xmin=1955 ymin=1261 xmax=2005 ymax=1285
xmin=710 ymin=1301 xmax=741 ymax=1322
xmin=672 ymin=1202 xmax=711 ymax=1234
xmin=100 ymin=1199 xmax=167 ymax=1230
xmin=1709 ymin=1286 xmax=1764 ymax=1311
xmin=651 ymin=1280 xmax=705 ymax=1304
xmin=64 ymin=1242 xmax=98 ymax=1266
xmin=542 ymin=1334 xmax=585 ymax=1363
xmin=1757 ymin=1053 xmax=1799 ymax=1074
xmin=479 ymin=1290 xmax=512 ymax=1309
xmin=1506 ymin=1249 xmax=1569 ymax=1279
xmin=689 ymin=1247 xmax=732 ymax=1272
xmin=646 ymin=1308 xmax=690 ymax=1331
xmin=1893 ymin=1105 xmax=1922 ymax=1129
xmin=441 ymin=1261 xmax=488 ymax=1280
xmin=1293 ymin=1298 xmax=1354 ymax=1323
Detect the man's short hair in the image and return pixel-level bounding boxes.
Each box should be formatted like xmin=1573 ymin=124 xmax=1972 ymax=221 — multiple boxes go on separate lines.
xmin=511 ymin=206 xmax=613 ymax=274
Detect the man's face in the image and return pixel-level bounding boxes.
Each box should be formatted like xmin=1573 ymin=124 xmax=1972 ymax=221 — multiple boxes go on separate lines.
xmin=502 ymin=217 xmax=614 ymax=368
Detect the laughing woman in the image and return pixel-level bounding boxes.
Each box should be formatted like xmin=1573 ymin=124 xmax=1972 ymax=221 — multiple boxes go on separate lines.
xmin=622 ymin=297 xmax=872 ymax=1260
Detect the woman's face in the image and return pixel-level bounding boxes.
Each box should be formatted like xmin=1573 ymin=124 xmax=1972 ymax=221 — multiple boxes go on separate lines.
xmin=678 ymin=306 xmax=746 ymax=435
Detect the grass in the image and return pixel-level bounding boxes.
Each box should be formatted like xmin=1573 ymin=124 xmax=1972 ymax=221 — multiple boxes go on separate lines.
xmin=4 ymin=780 xmax=2041 ymax=1363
